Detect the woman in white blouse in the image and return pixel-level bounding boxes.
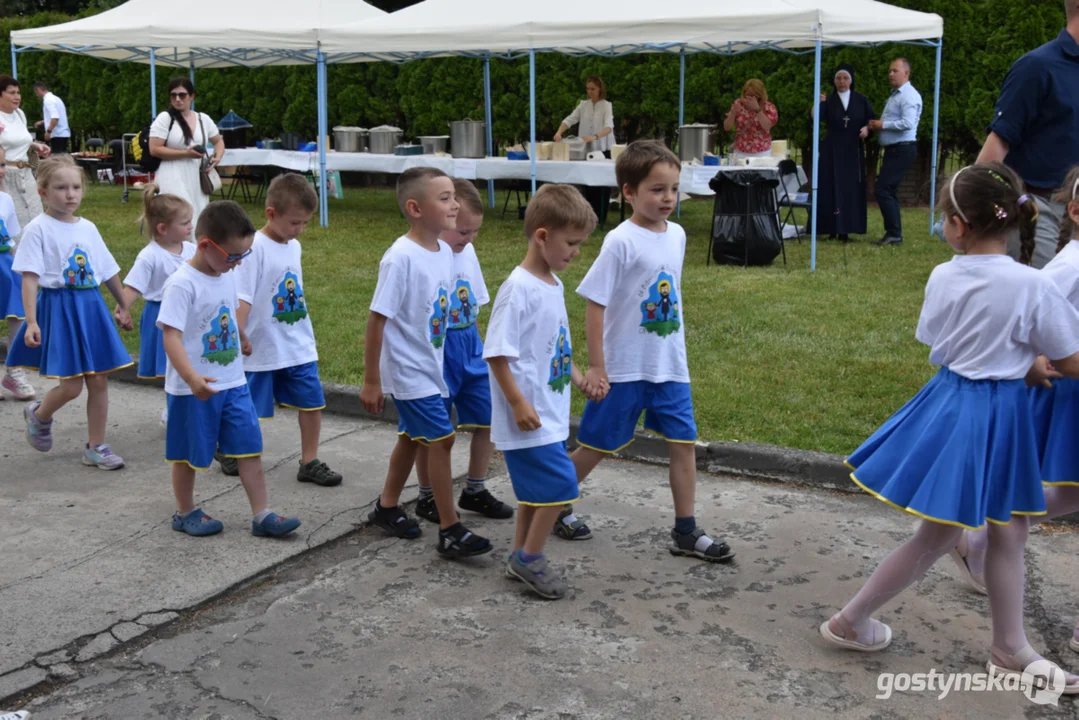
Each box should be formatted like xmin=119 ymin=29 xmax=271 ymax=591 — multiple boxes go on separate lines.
xmin=554 ymin=75 xmax=615 ymax=153
xmin=148 ymin=78 xmax=224 ymax=233
xmin=0 ymin=75 xmax=52 ymax=230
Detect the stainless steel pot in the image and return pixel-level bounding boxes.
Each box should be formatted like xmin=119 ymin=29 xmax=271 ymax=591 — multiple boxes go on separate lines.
xmin=369 ymin=126 xmax=403 ymax=154
xmin=562 ymin=135 xmax=594 ymax=161
xmin=418 ymin=135 xmax=450 ymax=154
xmin=333 ymin=126 xmax=368 ymax=153
xmin=449 ymin=119 xmax=486 ymax=158
xmin=678 ymin=124 xmax=717 ymax=162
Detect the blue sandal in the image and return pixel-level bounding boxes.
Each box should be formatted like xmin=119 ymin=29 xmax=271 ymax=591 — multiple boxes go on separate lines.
xmin=172 ymin=508 xmax=224 ymax=537
xmin=252 ymin=512 xmax=301 ymax=538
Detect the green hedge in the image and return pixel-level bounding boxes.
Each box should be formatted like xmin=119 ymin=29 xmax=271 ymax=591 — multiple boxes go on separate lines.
xmin=1 ymin=0 xmax=1066 ymax=161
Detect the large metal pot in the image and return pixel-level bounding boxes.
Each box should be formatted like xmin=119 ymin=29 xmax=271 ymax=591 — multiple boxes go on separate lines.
xmin=678 ymin=123 xmax=717 ymax=162
xmin=561 ymin=135 xmax=594 ymax=161
xmin=333 ymin=126 xmax=368 ymax=153
xmin=418 ymin=135 xmax=450 ymax=154
xmin=369 ymin=125 xmax=403 ymax=154
xmin=449 ymin=119 xmax=486 ymax=158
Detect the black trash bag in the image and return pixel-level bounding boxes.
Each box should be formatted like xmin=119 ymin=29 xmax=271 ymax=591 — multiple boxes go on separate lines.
xmin=708 ymin=170 xmax=782 ymax=266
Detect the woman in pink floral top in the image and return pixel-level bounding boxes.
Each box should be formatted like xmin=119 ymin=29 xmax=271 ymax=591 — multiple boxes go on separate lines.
xmin=723 ymin=78 xmax=779 ymax=157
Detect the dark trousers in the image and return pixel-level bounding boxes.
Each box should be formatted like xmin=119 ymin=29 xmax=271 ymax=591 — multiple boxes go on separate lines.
xmin=49 ymin=136 xmax=70 ymax=154
xmin=874 ymin=142 xmax=917 ymax=239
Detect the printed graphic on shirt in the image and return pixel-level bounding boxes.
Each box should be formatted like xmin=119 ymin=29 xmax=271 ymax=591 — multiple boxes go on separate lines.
xmin=449 ymin=279 xmax=477 ymax=330
xmin=547 ymin=325 xmax=573 ymax=393
xmin=639 ymin=271 xmax=681 ymax=337
xmin=64 ymin=248 xmax=97 ymax=289
xmin=271 ymin=271 xmax=308 ymax=325
xmin=0 ymin=218 xmax=11 ymax=251
xmin=429 ymin=287 xmax=450 ymax=349
xmin=201 ymin=305 xmax=240 ymax=366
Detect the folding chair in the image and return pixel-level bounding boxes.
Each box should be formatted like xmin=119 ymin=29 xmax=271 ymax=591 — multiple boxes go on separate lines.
xmin=502 ymin=180 xmax=530 ymax=220
xmin=775 ymin=158 xmax=811 ymax=245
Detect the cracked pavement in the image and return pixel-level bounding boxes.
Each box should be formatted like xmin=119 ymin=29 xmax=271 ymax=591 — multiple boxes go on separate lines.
xmin=7 ymin=382 xmax=1079 ymax=717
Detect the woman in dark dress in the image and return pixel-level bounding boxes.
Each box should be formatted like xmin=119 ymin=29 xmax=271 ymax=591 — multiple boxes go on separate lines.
xmin=815 ymin=65 xmax=876 ymax=241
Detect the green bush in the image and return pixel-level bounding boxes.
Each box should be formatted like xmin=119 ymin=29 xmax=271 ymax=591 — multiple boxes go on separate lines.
xmin=1 ymin=0 xmax=1065 ymax=161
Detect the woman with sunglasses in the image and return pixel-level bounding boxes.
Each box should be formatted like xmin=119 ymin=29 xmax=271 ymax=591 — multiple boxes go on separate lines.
xmin=148 ymin=78 xmax=224 ymax=239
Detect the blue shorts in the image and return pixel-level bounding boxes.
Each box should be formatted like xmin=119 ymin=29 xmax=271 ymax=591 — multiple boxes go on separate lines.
xmin=166 ymin=384 xmax=263 ymax=470
xmin=393 ymin=394 xmax=455 ymax=446
xmin=576 ymin=381 xmax=697 ymax=453
xmin=246 ymin=361 xmax=326 ymax=419
xmin=503 ymin=441 xmax=579 ymax=506
xmin=444 ymin=325 xmax=491 ymax=428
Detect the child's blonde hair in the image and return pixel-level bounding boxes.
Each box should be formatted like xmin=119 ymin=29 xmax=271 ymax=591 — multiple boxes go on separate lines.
xmin=139 ymin=182 xmax=191 ymax=241
xmin=453 ymin=178 xmax=484 ymax=216
xmin=1054 ymin=166 xmax=1079 ymax=254
xmin=524 ymin=184 xmax=597 ymax=238
xmin=35 ymin=155 xmax=79 ymax=190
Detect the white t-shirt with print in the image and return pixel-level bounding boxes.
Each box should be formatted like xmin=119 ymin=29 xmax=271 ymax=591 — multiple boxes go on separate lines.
xmin=916 ymin=254 xmax=1079 ymax=380
xmin=484 ymin=267 xmax=574 ymax=451
xmin=0 ymin=191 xmax=21 ymax=251
xmin=123 ymin=241 xmax=196 ymax=302
xmin=447 ymin=243 xmax=490 ymax=331
xmin=157 ymin=262 xmax=247 ymax=396
xmin=369 ymin=236 xmax=453 ymax=400
xmin=12 ymin=215 xmax=120 ymax=289
xmin=235 ymin=231 xmax=318 ymax=372
xmin=576 ymin=220 xmax=690 ymax=384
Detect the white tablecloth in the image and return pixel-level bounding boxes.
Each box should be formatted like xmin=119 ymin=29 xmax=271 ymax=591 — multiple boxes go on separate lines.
xmin=217 ymin=149 xmax=808 ymax=198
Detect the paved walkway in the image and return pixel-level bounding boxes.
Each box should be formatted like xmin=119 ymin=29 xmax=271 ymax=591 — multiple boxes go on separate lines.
xmin=5 ymin=381 xmax=1079 ymax=718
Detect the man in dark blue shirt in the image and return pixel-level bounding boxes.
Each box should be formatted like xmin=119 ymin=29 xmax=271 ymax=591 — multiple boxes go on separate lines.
xmin=977 ymin=1 xmax=1079 ymax=268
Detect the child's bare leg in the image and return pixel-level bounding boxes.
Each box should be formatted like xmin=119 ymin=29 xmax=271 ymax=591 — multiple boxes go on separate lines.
xmin=380 ymin=435 xmax=419 ymax=508
xmin=172 ymin=462 xmax=197 ymax=514
xmin=37 ymin=377 xmax=82 ymax=420
xmin=5 ymin=317 xmax=19 ymax=349
xmin=427 ymin=435 xmax=459 ymax=529
xmin=523 ymin=506 xmax=563 ymax=555
xmin=297 ymin=409 xmax=322 ymax=465
xmin=468 ymin=428 xmax=493 ymax=479
xmin=514 ymin=504 xmax=536 ymax=551
xmin=84 ymin=374 xmax=109 ymax=446
xmin=668 ymin=442 xmax=696 ymax=518
xmin=236 ymin=456 xmax=268 ymax=515
xmin=571 ymin=446 xmax=605 ymax=484
xmin=415 ymin=444 xmax=430 ymax=489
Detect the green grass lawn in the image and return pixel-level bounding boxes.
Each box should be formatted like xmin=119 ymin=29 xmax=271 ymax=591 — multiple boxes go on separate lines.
xmin=81 ymin=181 xmax=952 ymax=456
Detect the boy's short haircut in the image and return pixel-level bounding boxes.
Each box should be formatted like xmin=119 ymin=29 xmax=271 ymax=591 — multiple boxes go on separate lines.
xmin=453 ymin=178 xmax=484 ymax=216
xmin=616 ymin=140 xmax=681 ymax=192
xmin=266 ymin=172 xmax=319 ymax=215
xmin=195 ymin=200 xmax=256 ymax=245
xmin=396 ymin=167 xmax=450 ymax=215
xmin=524 ymin=184 xmax=597 ymax=238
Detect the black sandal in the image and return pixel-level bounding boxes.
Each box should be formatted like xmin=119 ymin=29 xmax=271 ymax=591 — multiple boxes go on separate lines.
xmin=368 ymin=503 xmax=421 ymax=539
xmin=437 ymin=525 xmax=492 ymax=558
xmin=669 ymin=527 xmax=735 ymax=563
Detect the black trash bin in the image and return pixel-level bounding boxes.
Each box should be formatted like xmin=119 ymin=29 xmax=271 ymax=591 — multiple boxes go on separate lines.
xmin=707 ymin=170 xmax=784 ymax=267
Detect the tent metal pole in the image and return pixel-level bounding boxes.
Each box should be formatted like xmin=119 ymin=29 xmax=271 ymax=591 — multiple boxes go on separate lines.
xmin=928 ymin=39 xmax=942 ymax=232
xmin=10 ymin=45 xmax=16 ymax=79
xmin=677 ymin=51 xmax=684 ymax=218
xmin=529 ymin=49 xmax=536 ymax=195
xmin=317 ymin=49 xmax=329 ymax=226
xmin=149 ymin=48 xmax=157 ymax=118
xmin=484 ymin=57 xmax=495 ymax=208
xmin=810 ymin=32 xmax=821 ymax=271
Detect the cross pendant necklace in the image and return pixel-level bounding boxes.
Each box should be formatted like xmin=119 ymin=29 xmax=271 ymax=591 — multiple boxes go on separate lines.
xmin=843 ymin=115 xmax=850 ymax=128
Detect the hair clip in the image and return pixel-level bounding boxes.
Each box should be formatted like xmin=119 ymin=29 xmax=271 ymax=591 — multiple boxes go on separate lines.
xmin=1072 ymin=177 xmax=1079 ymax=201
xmin=994 ymin=204 xmax=1008 ymax=220
xmin=987 ymin=169 xmax=1010 ymax=186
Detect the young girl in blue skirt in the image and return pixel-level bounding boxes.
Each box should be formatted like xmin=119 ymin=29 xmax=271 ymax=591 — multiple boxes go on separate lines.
xmin=119 ymin=183 xmax=194 ymax=426
xmin=5 ymin=156 xmax=134 ymax=469
xmin=821 ymin=163 xmax=1079 ymax=691
xmin=951 ymin=166 xmax=1079 ymax=653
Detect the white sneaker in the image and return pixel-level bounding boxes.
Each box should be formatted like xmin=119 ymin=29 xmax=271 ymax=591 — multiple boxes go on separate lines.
xmin=160 ymin=407 xmax=168 ymax=428
xmin=2 ymin=367 xmax=36 ymax=401
xmin=0 ymin=711 xmax=32 ymax=720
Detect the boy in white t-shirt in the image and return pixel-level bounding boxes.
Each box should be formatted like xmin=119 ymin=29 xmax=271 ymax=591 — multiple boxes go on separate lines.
xmin=360 ymin=168 xmax=492 ymax=559
xmin=223 ymin=173 xmax=342 ymax=488
xmin=485 ymin=184 xmax=605 ymax=599
xmin=570 ymin=141 xmax=734 ymax=563
xmin=414 ymin=179 xmax=514 ymax=524
xmin=158 ymin=201 xmax=301 ymax=539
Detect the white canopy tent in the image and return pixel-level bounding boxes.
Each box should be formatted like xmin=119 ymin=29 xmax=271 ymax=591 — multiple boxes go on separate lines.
xmin=10 ymin=0 xmax=387 ymax=224
xmin=320 ymin=0 xmax=944 ymax=269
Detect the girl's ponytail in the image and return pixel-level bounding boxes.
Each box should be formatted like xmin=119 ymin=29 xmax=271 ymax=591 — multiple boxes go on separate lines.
xmin=1052 ymin=167 xmax=1079 ymax=255
xmin=1017 ymin=195 xmax=1039 ymax=266
xmin=138 ymin=183 xmax=191 ymax=241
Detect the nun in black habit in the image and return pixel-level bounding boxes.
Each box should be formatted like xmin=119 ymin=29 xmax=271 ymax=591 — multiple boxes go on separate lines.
xmin=815 ymin=65 xmax=876 ymax=240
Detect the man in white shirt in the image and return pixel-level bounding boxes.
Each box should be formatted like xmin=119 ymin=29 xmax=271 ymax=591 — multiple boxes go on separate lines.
xmin=32 ymin=82 xmax=70 ymax=155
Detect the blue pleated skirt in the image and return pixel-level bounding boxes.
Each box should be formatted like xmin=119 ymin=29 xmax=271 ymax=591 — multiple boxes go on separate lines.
xmin=846 ymin=367 xmax=1045 ymax=529
xmin=5 ymin=288 xmax=132 ymax=379
xmin=137 ymin=300 xmax=166 ymax=379
xmin=0 ymin=250 xmax=24 ymax=320
xmin=1030 ymin=378 xmax=1079 ymax=487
